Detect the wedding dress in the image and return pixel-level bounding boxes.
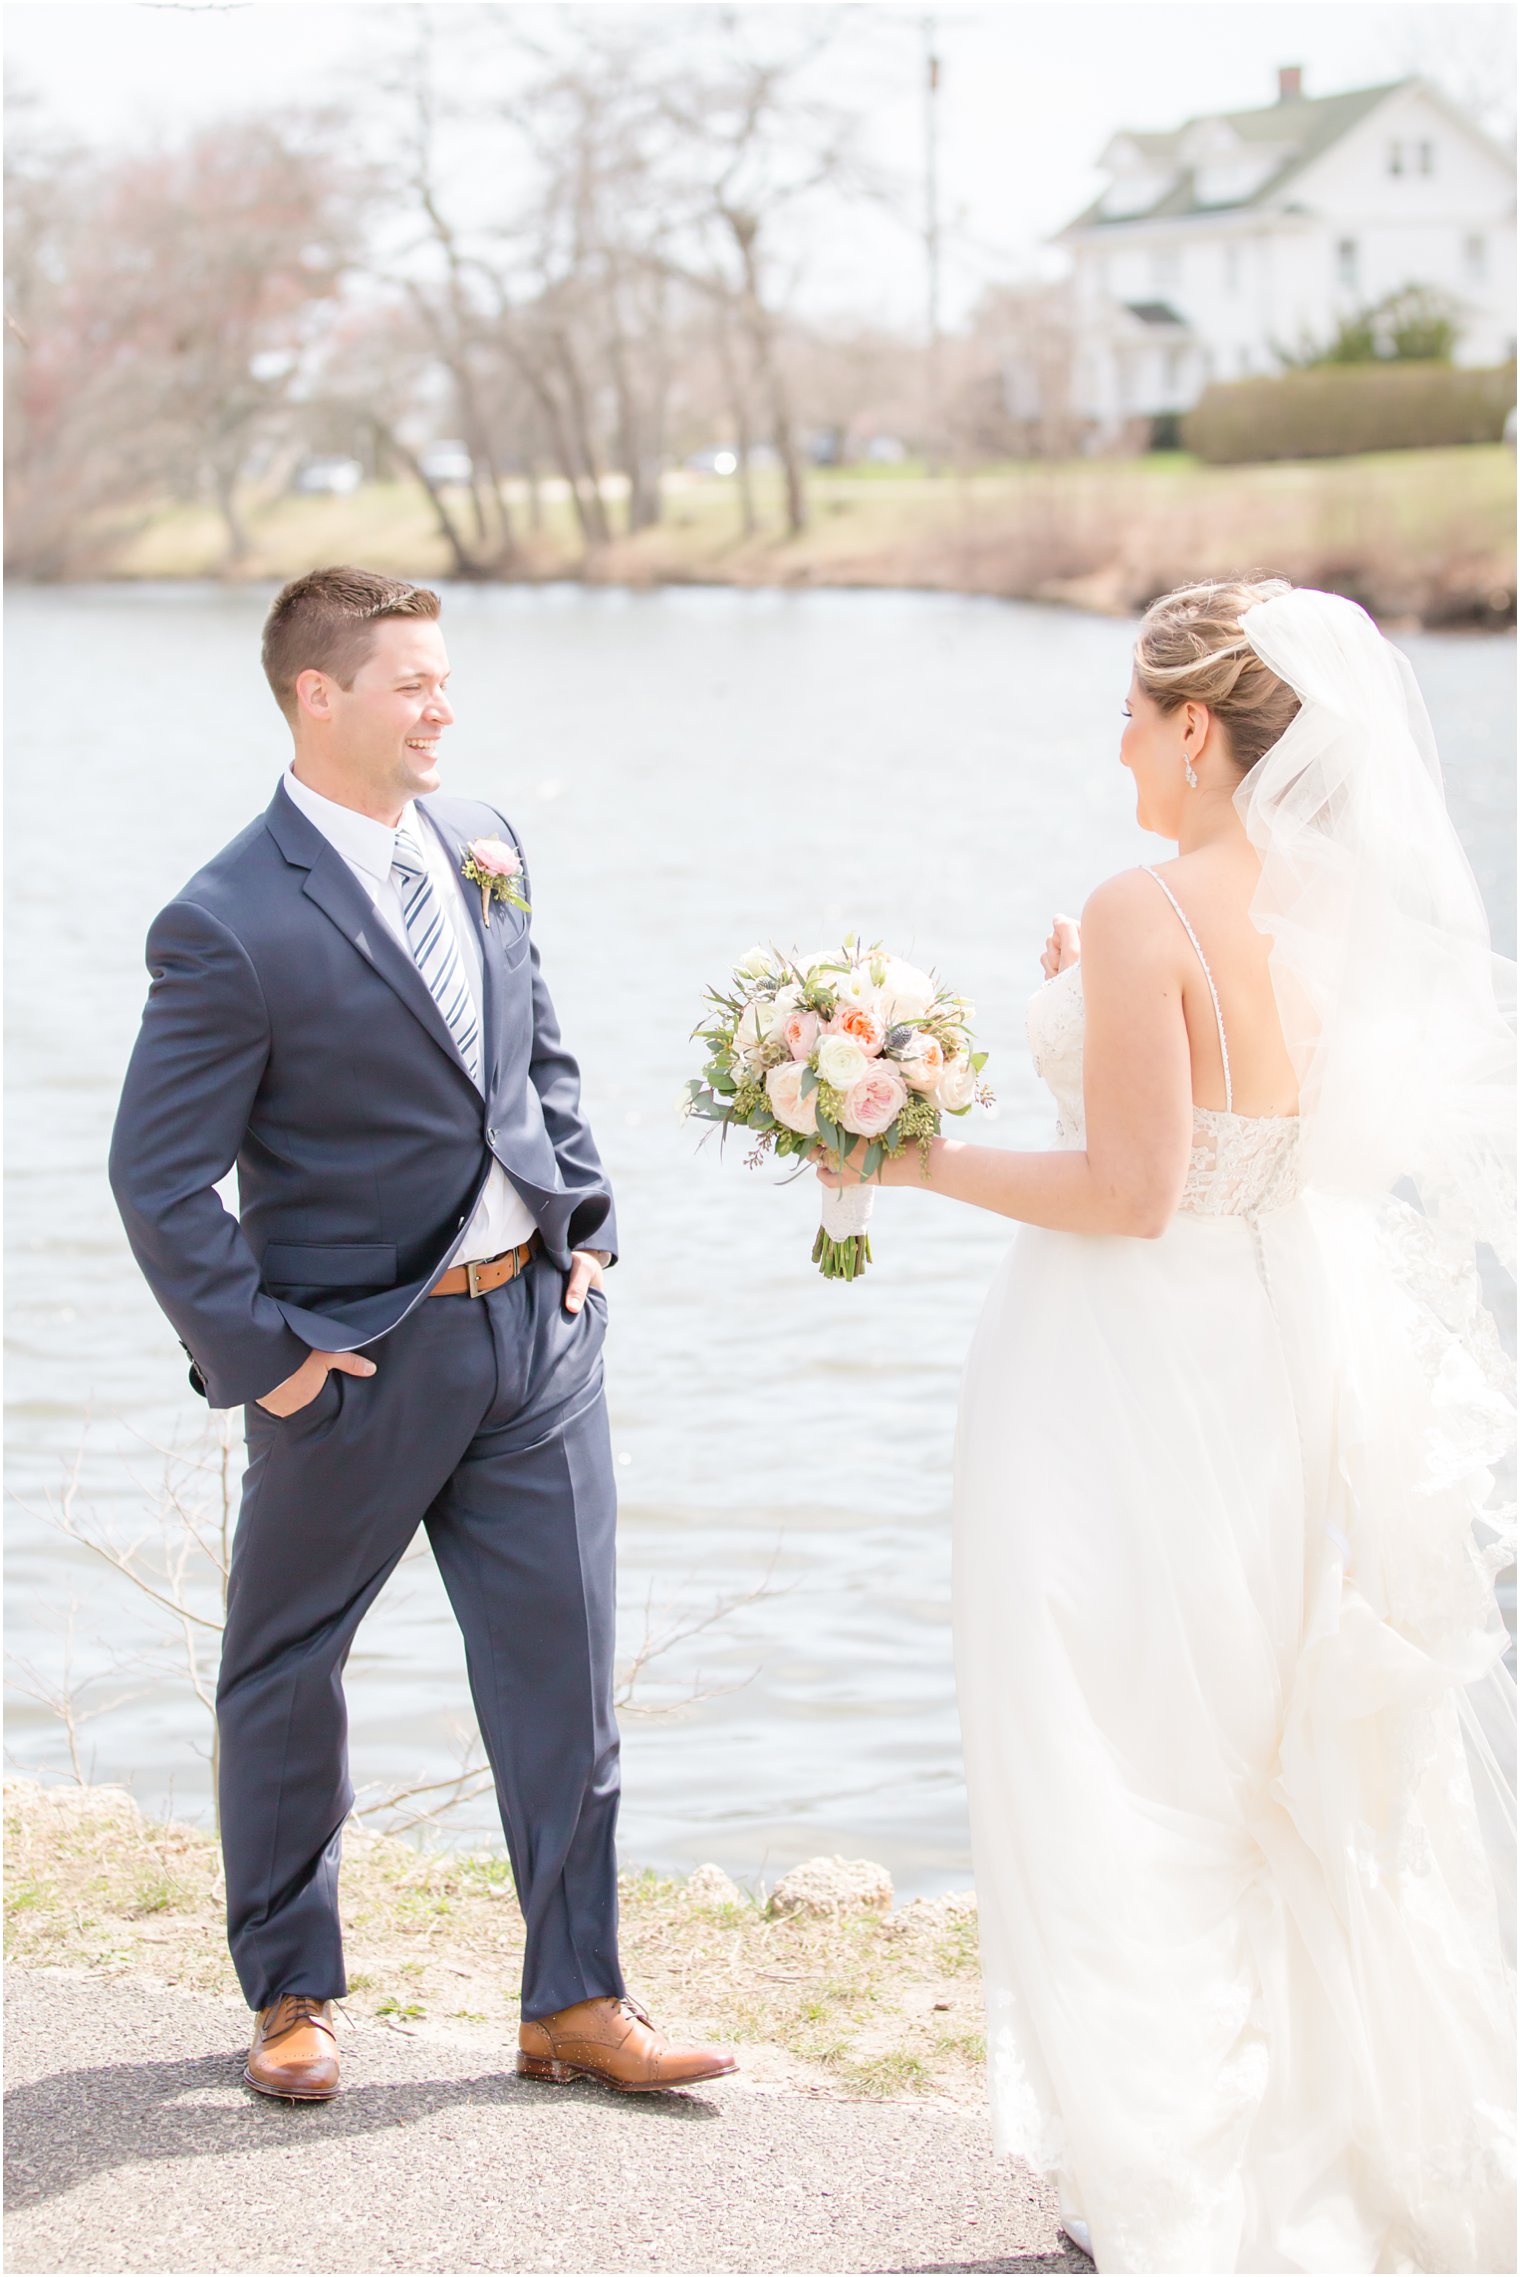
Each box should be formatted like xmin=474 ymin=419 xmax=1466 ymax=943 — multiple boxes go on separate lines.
xmin=952 ymin=592 xmax=1515 ymax=2275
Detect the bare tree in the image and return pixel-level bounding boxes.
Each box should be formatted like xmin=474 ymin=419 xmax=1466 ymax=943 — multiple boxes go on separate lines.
xmin=649 ymin=16 xmax=871 ymax=538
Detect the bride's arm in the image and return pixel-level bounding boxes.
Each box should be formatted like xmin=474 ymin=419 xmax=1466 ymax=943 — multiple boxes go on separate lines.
xmin=820 ymin=873 xmax=1196 ymax=1237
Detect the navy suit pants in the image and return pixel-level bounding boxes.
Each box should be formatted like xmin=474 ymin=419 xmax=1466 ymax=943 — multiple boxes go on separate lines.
xmin=216 ymin=1249 xmax=625 ymax=2019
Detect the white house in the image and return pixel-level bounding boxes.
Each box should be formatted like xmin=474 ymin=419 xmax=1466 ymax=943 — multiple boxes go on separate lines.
xmin=1051 ymin=70 xmax=1516 ymax=443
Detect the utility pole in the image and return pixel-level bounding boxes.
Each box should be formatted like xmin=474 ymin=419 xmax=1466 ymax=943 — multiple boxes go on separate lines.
xmin=923 ymin=12 xmax=943 ymax=473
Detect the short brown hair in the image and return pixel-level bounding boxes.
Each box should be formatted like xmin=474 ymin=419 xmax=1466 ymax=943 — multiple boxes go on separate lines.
xmin=261 ymin=566 xmax=441 ymax=721
xmin=1134 ymin=577 xmax=1301 ymax=775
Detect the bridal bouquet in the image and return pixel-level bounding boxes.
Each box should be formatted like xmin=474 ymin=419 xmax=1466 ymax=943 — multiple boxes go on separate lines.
xmin=686 ymin=937 xmax=989 ymax=1279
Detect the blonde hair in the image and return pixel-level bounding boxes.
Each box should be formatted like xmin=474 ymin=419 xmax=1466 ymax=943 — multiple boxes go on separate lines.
xmin=1134 ymin=577 xmax=1301 ymax=774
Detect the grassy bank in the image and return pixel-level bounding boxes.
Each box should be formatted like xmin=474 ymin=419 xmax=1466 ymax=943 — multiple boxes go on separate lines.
xmin=4 ymin=1780 xmax=984 ymax=2099
xmin=102 ymin=448 xmax=1517 ymax=627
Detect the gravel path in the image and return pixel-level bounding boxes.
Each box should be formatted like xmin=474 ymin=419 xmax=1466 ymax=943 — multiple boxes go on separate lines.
xmin=5 ymin=1967 xmax=1086 ymax=2275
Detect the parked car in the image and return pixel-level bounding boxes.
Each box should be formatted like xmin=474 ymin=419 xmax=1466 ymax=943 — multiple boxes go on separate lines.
xmin=294 ymin=456 xmax=363 ymax=496
xmin=419 ymin=440 xmax=474 ymax=487
xmin=863 ymin=434 xmax=908 ymax=464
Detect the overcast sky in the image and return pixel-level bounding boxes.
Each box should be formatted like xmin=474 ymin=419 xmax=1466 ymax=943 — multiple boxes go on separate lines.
xmin=7 ymin=0 xmax=1514 ymax=327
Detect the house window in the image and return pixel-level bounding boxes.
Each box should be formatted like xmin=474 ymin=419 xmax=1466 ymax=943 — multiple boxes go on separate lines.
xmin=1387 ymin=140 xmax=1404 ymax=175
xmin=1222 ymin=243 xmax=1240 ymax=293
xmin=1337 ymin=238 xmax=1359 ymax=289
xmin=1150 ymin=245 xmax=1180 ymax=291
xmin=1465 ymin=233 xmax=1488 ymax=281
xmin=1418 ymin=140 xmax=1435 ymax=174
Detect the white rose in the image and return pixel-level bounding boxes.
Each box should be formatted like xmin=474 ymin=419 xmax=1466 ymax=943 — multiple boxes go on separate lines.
xmin=765 ymin=1061 xmax=819 ymax=1135
xmin=735 ymin=944 xmax=774 ymax=980
xmin=935 ymin=1052 xmax=977 ymax=1112
xmin=815 ymin=1033 xmax=869 ymax=1092
xmin=833 ymin=962 xmax=884 ymax=1014
xmin=877 ymin=958 xmax=937 ymax=1026
xmin=731 ymin=1002 xmax=771 ymax=1074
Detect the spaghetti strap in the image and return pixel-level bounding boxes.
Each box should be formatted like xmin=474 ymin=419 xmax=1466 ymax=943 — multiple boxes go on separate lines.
xmin=1141 ymin=868 xmax=1233 ymax=1112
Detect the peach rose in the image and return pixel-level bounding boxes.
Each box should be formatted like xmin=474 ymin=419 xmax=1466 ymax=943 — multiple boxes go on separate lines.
xmin=467 ymin=835 xmax=522 ymax=879
xmin=840 ymin=1063 xmax=909 ymax=1138
xmin=828 ymin=1001 xmax=886 ymax=1056
xmin=785 ymin=1007 xmax=822 ymax=1061
xmin=896 ymin=1032 xmax=946 ymax=1092
xmin=766 ymin=1061 xmax=819 ymax=1136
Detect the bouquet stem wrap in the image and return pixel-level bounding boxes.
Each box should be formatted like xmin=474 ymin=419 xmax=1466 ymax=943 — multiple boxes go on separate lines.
xmin=814 ymin=1182 xmax=875 ymax=1281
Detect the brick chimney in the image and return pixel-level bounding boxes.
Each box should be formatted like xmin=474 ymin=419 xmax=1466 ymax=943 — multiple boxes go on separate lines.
xmin=1278 ymin=64 xmax=1304 ymax=102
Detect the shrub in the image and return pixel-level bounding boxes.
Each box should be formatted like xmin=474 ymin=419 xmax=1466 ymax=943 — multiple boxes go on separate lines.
xmin=1183 ymin=362 xmax=1517 ymax=464
xmin=1282 ymin=285 xmax=1463 ymax=368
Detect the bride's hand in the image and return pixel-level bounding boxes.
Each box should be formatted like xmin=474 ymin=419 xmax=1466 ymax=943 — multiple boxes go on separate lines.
xmin=1041 ymin=915 xmax=1080 ymax=979
xmin=813 ymin=1140 xmax=917 ymax=1190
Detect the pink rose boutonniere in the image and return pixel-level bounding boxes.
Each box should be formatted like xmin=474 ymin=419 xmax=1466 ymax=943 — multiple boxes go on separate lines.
xmin=461 ymin=836 xmax=531 ymax=927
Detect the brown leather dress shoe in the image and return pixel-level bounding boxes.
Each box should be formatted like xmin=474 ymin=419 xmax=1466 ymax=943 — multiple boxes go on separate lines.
xmin=517 ymin=1994 xmax=738 ymax=2092
xmin=244 ymin=1994 xmax=341 ymax=2100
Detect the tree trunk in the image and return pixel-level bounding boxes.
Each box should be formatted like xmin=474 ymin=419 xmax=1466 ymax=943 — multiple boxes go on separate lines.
xmin=715 ymin=311 xmax=758 ymax=538
xmin=373 ymin=418 xmax=481 ymax=577
xmin=552 ymin=331 xmax=612 ymax=547
xmin=211 ymin=456 xmax=252 ymax=572
xmin=607 ymin=324 xmax=646 ymax=537
xmin=727 ymin=213 xmax=807 ymax=537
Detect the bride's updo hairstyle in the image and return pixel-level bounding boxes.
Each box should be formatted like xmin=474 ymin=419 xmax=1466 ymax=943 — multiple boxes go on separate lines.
xmin=1134 ymin=577 xmax=1301 ymax=774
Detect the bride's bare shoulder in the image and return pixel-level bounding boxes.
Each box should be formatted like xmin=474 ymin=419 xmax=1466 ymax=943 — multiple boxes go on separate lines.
xmin=1080 ymin=866 xmax=1170 ymax=936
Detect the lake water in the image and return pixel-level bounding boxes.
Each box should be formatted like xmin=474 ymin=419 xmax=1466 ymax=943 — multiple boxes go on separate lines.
xmin=5 ymin=584 xmax=1514 ymax=1897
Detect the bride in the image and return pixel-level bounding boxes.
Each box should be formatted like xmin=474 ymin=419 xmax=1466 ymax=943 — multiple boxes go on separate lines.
xmin=818 ymin=579 xmax=1515 ymax=2273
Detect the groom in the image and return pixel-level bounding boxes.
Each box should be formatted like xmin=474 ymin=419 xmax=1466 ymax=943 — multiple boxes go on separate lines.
xmin=109 ymin=565 xmax=734 ymax=2101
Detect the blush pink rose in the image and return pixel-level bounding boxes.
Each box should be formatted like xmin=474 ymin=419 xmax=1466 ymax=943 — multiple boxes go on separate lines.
xmin=765 ymin=1061 xmax=819 ymax=1136
xmin=785 ymin=1007 xmax=822 ymax=1061
xmin=827 ymin=1001 xmax=886 ymax=1056
xmin=468 ymin=835 xmax=522 ymax=878
xmin=839 ymin=1063 xmax=909 ymax=1138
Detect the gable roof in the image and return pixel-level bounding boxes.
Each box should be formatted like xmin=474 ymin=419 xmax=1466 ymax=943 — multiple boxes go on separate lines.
xmin=1061 ymin=79 xmax=1407 ymax=235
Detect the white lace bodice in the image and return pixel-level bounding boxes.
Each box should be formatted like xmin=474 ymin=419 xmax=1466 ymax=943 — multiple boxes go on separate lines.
xmin=1027 ymin=959 xmax=1303 ymax=1222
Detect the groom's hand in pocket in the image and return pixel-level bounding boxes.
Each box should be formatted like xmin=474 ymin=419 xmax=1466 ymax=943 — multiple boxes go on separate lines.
xmin=563 ymin=1249 xmax=608 ymax=1315
xmin=257 ymin=1347 xmax=377 ymax=1417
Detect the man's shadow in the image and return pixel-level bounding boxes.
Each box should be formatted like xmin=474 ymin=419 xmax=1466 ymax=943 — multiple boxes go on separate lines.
xmin=5 ymin=2040 xmax=721 ymax=2212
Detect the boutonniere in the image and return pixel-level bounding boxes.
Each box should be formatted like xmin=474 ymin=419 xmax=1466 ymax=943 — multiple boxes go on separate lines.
xmin=461 ymin=836 xmax=531 ymax=927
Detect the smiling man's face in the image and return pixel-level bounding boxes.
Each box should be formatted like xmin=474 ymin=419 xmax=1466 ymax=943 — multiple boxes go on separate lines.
xmin=295 ymin=617 xmax=455 ymax=822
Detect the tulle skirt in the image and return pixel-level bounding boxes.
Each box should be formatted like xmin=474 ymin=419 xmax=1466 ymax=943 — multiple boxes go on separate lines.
xmin=952 ymin=1193 xmax=1515 ymax=2274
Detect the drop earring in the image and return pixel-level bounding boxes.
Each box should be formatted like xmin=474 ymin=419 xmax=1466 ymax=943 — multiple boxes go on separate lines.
xmin=1183 ymin=749 xmax=1199 ymax=789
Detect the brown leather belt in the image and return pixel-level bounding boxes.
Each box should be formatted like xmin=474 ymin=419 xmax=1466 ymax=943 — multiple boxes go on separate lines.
xmin=429 ymin=1234 xmax=539 ymax=1299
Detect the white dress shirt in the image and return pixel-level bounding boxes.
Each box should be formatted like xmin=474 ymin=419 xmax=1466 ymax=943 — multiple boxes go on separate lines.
xmin=283 ymin=768 xmax=538 ymax=1260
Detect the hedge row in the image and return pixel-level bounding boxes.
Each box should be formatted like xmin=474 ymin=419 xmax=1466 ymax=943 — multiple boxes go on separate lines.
xmin=1182 ymin=362 xmax=1516 ymax=464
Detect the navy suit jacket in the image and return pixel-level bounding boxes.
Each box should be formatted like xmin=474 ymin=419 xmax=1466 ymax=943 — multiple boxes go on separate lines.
xmin=109 ymin=781 xmax=617 ymax=1409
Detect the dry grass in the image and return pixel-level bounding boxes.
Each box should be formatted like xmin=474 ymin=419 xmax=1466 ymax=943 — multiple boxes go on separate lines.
xmin=4 ymin=1779 xmax=984 ymax=2099
xmin=100 ymin=449 xmax=1516 ymax=626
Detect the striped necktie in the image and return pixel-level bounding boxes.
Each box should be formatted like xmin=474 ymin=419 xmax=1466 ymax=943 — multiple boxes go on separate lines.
xmin=390 ymin=825 xmax=482 ymax=1085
